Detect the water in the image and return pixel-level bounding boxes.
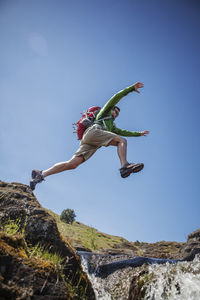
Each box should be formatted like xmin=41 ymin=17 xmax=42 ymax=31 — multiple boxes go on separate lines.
xmin=79 ymin=251 xmax=135 ymax=299
xmin=144 ymin=255 xmax=200 ymax=300
xmin=79 ymin=252 xmax=200 ymax=300
xmin=80 ymin=254 xmax=111 ymax=300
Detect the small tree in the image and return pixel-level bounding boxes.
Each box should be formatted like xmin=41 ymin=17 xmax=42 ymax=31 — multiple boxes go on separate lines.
xmin=60 ymin=209 xmax=76 ymax=224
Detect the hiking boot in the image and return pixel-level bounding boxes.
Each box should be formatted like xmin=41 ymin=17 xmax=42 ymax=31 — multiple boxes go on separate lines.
xmin=30 ymin=169 xmax=44 ymax=190
xmin=120 ymin=163 xmax=144 ymax=178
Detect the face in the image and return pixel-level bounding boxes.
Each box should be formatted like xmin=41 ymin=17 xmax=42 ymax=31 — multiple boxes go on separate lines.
xmin=112 ymin=108 xmax=120 ymax=119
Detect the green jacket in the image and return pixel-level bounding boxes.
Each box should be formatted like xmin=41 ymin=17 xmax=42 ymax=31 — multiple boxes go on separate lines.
xmin=95 ymin=84 xmax=141 ymax=137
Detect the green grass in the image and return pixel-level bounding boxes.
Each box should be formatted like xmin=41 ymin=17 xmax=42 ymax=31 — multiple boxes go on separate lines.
xmin=1 ymin=216 xmax=27 ymax=236
xmin=28 ymin=243 xmax=65 ymax=269
xmin=1 ymin=218 xmax=64 ymax=270
xmin=0 ymin=222 xmax=90 ymax=299
xmin=46 ymin=209 xmax=134 ymax=252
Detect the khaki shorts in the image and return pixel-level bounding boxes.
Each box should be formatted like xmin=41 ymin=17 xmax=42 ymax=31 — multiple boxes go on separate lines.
xmin=74 ymin=125 xmax=117 ymax=161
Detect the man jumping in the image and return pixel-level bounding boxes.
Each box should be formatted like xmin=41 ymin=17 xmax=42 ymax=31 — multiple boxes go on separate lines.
xmin=30 ymin=82 xmax=149 ymax=190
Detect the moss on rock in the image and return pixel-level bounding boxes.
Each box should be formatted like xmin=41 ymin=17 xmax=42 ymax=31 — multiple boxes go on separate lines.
xmin=0 ymin=180 xmax=95 ymax=299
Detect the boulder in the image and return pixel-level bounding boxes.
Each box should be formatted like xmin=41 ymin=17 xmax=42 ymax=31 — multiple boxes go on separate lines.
xmin=179 ymin=228 xmax=200 ymax=260
xmin=0 ymin=180 xmax=95 ymax=299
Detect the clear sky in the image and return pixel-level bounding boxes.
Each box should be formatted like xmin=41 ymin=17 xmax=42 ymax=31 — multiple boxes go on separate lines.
xmin=1 ymin=0 xmax=200 ymax=243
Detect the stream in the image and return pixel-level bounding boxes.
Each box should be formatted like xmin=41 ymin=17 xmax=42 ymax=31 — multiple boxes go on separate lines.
xmin=78 ymin=251 xmax=200 ymax=300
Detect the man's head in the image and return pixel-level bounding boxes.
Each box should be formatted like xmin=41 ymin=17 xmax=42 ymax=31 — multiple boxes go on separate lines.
xmin=112 ymin=106 xmax=120 ymax=119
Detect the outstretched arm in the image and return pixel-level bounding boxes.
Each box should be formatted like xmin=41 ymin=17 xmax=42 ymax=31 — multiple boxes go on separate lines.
xmin=96 ymin=82 xmax=144 ymax=120
xmin=112 ymin=127 xmax=150 ymax=137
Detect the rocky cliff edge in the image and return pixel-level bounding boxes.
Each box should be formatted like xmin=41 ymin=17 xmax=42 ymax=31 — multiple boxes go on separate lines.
xmin=0 ymin=180 xmax=95 ymax=300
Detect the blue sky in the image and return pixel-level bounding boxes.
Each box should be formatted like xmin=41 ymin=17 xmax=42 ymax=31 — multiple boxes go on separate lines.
xmin=1 ymin=0 xmax=200 ymax=243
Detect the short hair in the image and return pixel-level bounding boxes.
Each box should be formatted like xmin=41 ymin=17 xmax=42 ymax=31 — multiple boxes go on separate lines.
xmin=113 ymin=106 xmax=120 ymax=112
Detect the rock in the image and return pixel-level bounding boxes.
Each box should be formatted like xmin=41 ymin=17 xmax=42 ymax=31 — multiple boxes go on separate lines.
xmin=111 ymin=240 xmax=141 ymax=256
xmin=0 ymin=232 xmax=72 ymax=300
xmin=97 ymin=257 xmax=180 ymax=277
xmin=96 ymin=246 xmax=139 ymax=256
xmin=93 ymin=240 xmax=184 ymax=259
xmin=138 ymin=241 xmax=185 ymax=259
xmin=75 ymin=246 xmax=92 ymax=252
xmin=128 ymin=266 xmax=149 ymax=300
xmin=0 ymin=180 xmax=95 ymax=299
xmin=179 ymin=228 xmax=200 ymax=260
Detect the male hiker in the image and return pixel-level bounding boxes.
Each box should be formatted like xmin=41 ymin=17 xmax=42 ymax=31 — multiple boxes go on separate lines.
xmin=30 ymin=82 xmax=149 ymax=190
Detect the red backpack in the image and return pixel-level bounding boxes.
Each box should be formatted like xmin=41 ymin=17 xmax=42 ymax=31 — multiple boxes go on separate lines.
xmin=73 ymin=106 xmax=101 ymax=140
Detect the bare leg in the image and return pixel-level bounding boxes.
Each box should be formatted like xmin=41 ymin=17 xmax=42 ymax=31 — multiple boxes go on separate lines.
xmin=42 ymin=155 xmax=84 ymax=178
xmin=108 ymin=136 xmax=128 ymax=167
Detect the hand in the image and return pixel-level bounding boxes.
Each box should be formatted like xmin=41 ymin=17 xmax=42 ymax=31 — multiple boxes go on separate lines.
xmin=140 ymin=130 xmax=150 ymax=136
xmin=134 ymin=82 xmax=144 ymax=93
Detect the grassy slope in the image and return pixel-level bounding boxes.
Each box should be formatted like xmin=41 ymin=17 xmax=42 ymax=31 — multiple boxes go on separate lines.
xmin=46 ymin=209 xmax=137 ymax=252
xmin=46 ymin=209 xmax=185 ymax=258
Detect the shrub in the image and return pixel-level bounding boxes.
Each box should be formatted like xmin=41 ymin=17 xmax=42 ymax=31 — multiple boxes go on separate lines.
xmin=60 ymin=209 xmax=76 ymax=224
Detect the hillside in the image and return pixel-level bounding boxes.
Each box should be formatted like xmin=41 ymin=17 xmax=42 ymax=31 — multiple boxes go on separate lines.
xmin=47 ymin=209 xmax=184 ymax=259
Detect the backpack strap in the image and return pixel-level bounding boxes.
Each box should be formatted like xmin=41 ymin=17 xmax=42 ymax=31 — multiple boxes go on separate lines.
xmin=94 ymin=116 xmax=113 ymax=130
